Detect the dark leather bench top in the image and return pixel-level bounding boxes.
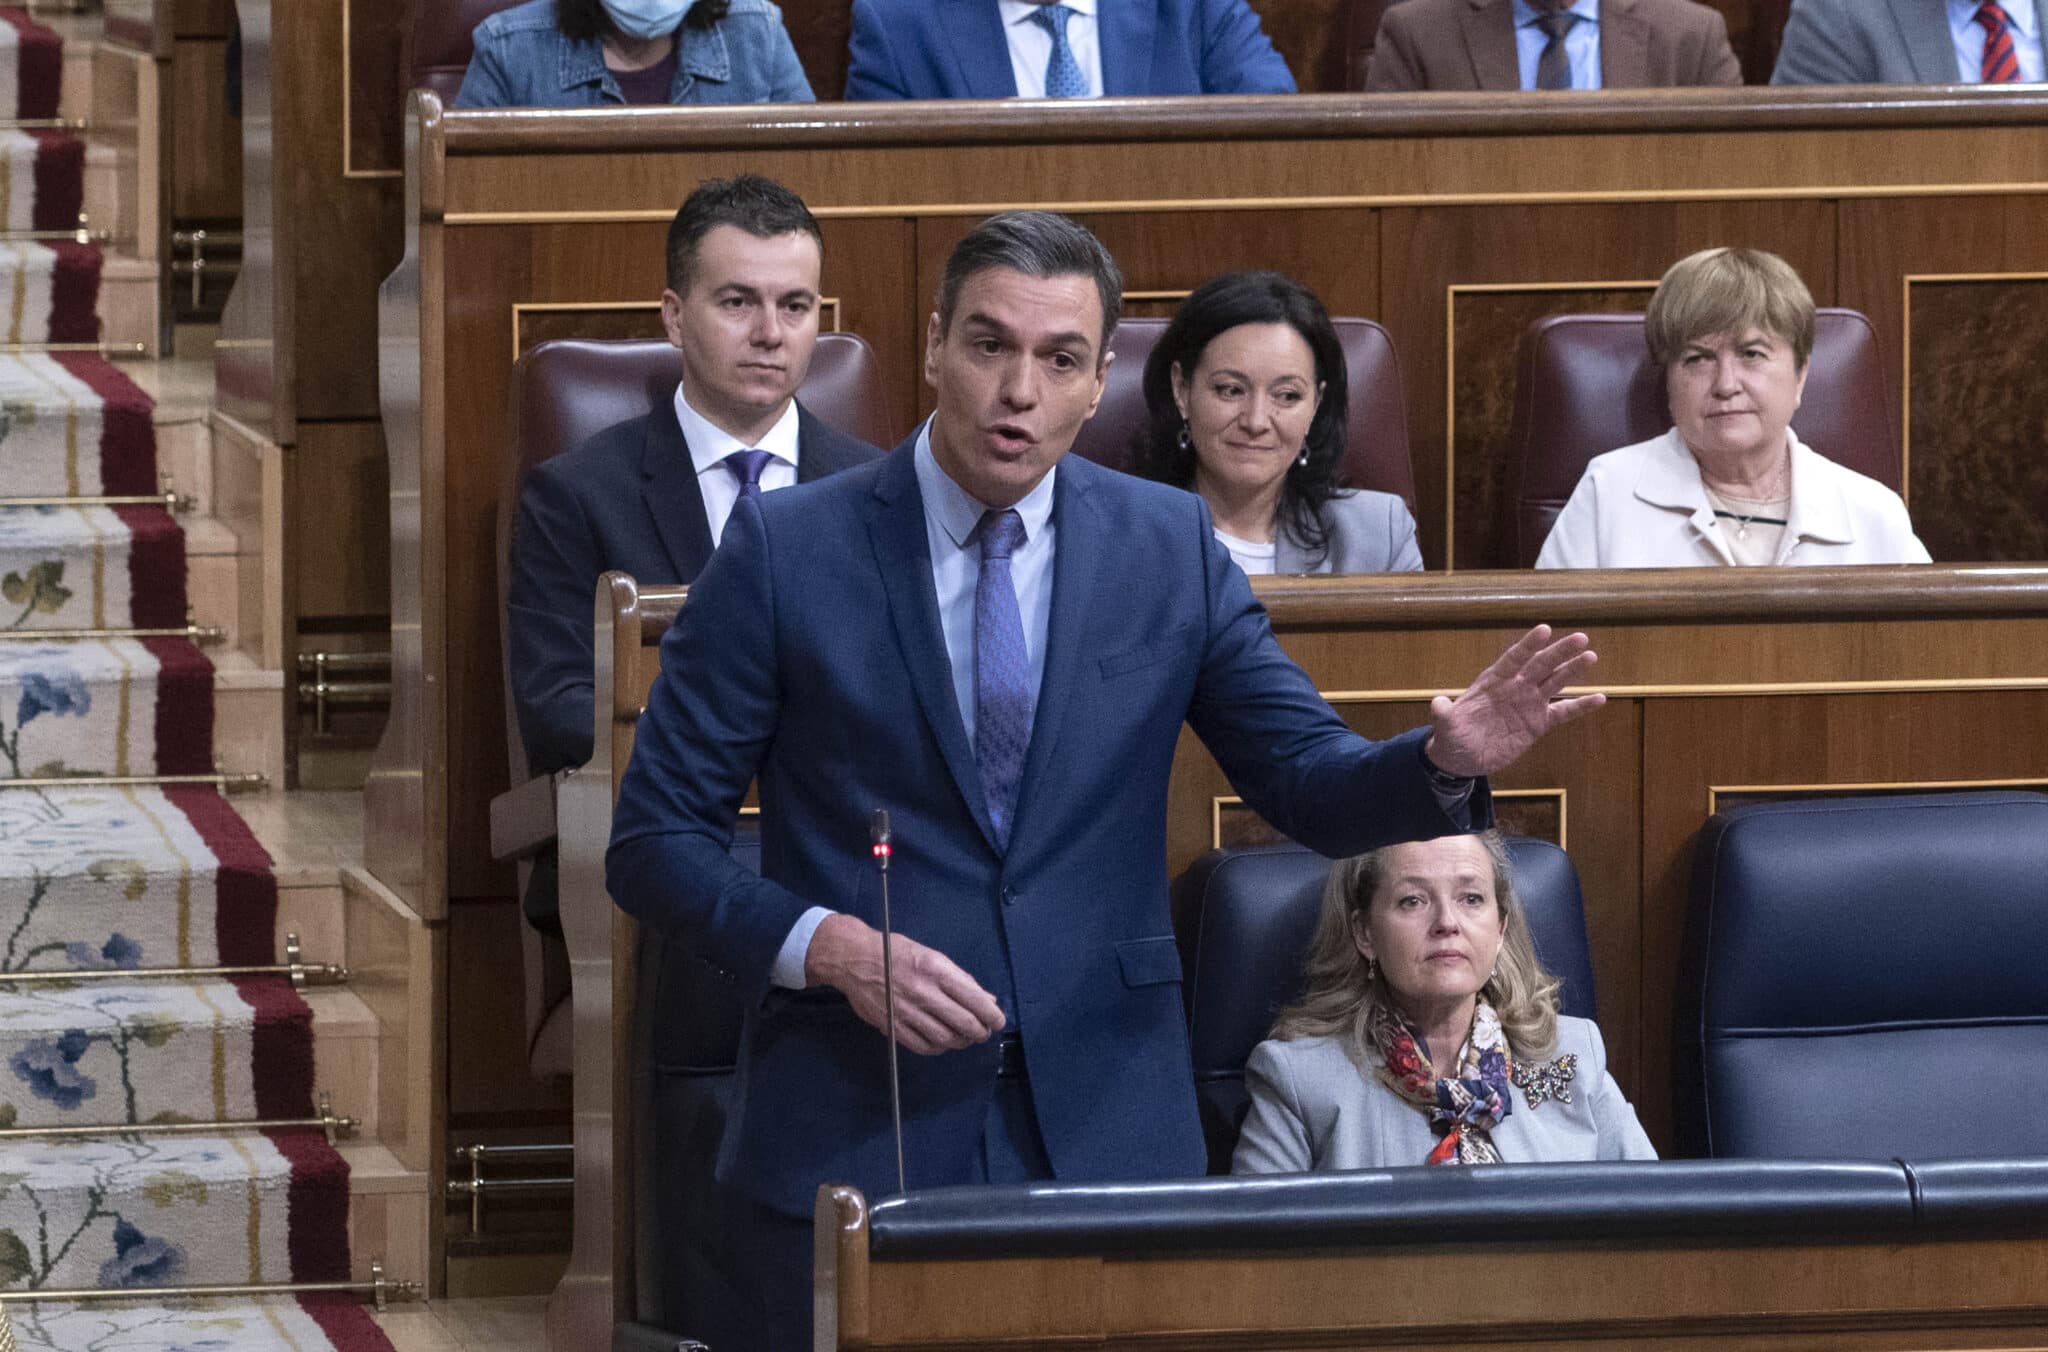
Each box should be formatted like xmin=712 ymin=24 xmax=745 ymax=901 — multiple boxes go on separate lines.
xmin=864 ymin=1159 xmax=1952 ymax=1260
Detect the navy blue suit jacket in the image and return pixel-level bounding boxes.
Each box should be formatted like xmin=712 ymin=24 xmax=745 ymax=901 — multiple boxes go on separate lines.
xmin=606 ymin=441 xmax=1486 ymax=1216
xmin=506 ymin=399 xmax=881 ymax=776
xmin=842 ymin=0 xmax=1296 ymax=98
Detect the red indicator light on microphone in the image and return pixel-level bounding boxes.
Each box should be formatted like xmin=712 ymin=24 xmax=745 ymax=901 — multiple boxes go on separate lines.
xmin=872 ymin=843 xmax=892 ymax=858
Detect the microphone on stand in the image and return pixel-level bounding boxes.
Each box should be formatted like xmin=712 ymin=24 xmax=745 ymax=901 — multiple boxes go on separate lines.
xmin=871 ymin=808 xmax=908 ymax=1196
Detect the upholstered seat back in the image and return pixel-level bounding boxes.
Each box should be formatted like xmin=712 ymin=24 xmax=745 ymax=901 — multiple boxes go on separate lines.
xmin=1071 ymin=317 xmax=1419 ymax=511
xmin=1176 ymin=837 xmax=1598 ymax=1172
xmin=406 ymin=0 xmax=524 ymax=104
xmin=1505 ymin=308 xmax=1898 ymax=567
xmin=1677 ymin=791 xmax=2048 ymax=1159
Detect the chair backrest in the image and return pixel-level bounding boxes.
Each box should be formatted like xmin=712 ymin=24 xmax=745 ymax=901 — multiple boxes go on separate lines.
xmin=406 ymin=0 xmax=524 ymax=105
xmin=1504 ymin=308 xmax=1898 ymax=568
xmin=1176 ymin=836 xmax=1598 ymax=1173
xmin=1070 ymin=316 xmax=1419 ymax=512
xmin=1676 ymin=791 xmax=2048 ymax=1160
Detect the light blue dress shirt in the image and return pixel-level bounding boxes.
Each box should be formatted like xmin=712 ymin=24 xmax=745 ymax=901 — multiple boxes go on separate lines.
xmin=769 ymin=423 xmax=1058 ymax=988
xmin=1514 ymin=0 xmax=1602 ymax=90
xmin=1948 ymin=0 xmax=2046 ymax=82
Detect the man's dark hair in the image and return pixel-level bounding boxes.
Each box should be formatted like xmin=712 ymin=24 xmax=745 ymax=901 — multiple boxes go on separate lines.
xmin=556 ymin=0 xmax=732 ymax=43
xmin=665 ymin=175 xmax=823 ymax=294
xmin=935 ymin=211 xmax=1123 ymax=360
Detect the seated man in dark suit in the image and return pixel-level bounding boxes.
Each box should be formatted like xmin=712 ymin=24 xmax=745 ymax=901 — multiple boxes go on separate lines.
xmin=1366 ymin=0 xmax=1741 ymax=91
xmin=1772 ymin=0 xmax=2044 ymax=85
xmin=506 ymin=174 xmax=883 ymax=931
xmin=843 ymin=0 xmax=1296 ymax=99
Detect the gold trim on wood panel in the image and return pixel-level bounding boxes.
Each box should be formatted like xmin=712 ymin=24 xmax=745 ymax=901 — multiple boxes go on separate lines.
xmin=1442 ymin=280 xmax=1659 ymax=569
xmin=509 ymin=298 xmax=845 ymax=360
xmin=1318 ymin=676 xmax=2048 ymax=703
xmin=1210 ymin=786 xmax=1565 ymax=850
xmin=1899 ymin=271 xmax=2048 ymax=509
xmin=1708 ymin=776 xmax=2048 ymax=817
xmin=1124 ymin=289 xmax=1193 ymax=302
xmin=443 ymin=182 xmax=2048 ymax=228
xmin=341 ymin=0 xmax=402 ymax=180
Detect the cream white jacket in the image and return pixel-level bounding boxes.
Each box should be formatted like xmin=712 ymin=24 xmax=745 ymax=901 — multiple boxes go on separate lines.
xmin=1534 ymin=427 xmax=1931 ymax=569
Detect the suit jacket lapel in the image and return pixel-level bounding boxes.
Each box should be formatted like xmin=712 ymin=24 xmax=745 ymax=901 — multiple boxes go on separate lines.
xmin=1599 ymin=0 xmax=1649 ymax=87
xmin=943 ymin=0 xmax=1019 ymax=97
xmin=1101 ymin=3 xmax=1157 ymax=96
xmin=1464 ymin=0 xmax=1522 ymax=90
xmin=1006 ymin=461 xmax=1101 ymax=853
xmin=793 ymin=404 xmax=870 ymax=483
xmin=640 ymin=405 xmax=716 ymax=580
xmin=867 ymin=445 xmax=1002 ymax=850
xmin=1889 ymin=0 xmax=1955 ymax=80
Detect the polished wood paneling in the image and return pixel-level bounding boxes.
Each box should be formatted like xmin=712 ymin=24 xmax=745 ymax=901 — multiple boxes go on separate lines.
xmin=1904 ymin=276 xmax=2048 ymax=561
xmin=513 ymin=304 xmax=665 ymax=354
xmin=446 ymin=896 xmax=574 ymax=1123
xmin=347 ymin=0 xmax=407 ymax=178
xmin=291 ymin=420 xmax=393 ymax=622
xmin=1245 ymin=0 xmax=1353 ymax=93
xmin=171 ymin=38 xmax=242 ymax=221
xmin=1382 ymin=198 xmax=1834 ymax=567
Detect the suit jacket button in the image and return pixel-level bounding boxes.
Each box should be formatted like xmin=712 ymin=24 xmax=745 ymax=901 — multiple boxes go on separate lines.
xmin=1001 ymin=887 xmax=1018 ymax=907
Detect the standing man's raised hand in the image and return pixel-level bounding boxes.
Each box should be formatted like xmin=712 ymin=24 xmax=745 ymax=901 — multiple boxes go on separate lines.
xmin=1423 ymin=625 xmax=1604 ymax=779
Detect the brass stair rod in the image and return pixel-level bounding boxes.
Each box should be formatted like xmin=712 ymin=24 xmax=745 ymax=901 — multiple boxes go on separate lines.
xmin=0 ymin=342 xmax=148 ymax=357
xmin=0 ymin=625 xmax=223 ymax=644
xmin=0 ymin=771 xmax=266 ymax=793
xmin=0 ymin=491 xmax=192 ymax=511
xmin=0 ymin=1261 xmax=422 ymax=1313
xmin=0 ymin=935 xmax=346 ymax=989
xmin=0 ymin=229 xmax=114 ymax=244
xmin=0 ymin=1094 xmax=357 ymax=1146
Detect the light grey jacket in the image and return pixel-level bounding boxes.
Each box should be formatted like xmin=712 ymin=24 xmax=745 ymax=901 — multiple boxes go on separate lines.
xmin=1772 ymin=0 xmax=2048 ymax=84
xmin=1274 ymin=489 xmax=1424 ymax=574
xmin=1232 ymin=1015 xmax=1656 ymax=1173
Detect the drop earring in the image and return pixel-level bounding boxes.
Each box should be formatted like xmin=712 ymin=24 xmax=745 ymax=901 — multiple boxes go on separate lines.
xmin=1178 ymin=423 xmax=1193 ymax=451
xmin=1296 ymin=447 xmax=1309 ymax=467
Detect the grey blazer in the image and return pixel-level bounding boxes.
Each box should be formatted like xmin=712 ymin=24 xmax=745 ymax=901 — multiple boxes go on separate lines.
xmin=1772 ymin=0 xmax=2048 ymax=83
xmin=1232 ymin=1016 xmax=1656 ymax=1173
xmin=1274 ymin=490 xmax=1424 ymax=574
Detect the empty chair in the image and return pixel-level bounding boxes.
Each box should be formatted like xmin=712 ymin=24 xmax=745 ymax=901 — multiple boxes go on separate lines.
xmin=1177 ymin=837 xmax=1599 ymax=1172
xmin=1676 ymin=791 xmax=2048 ymax=1159
xmin=1504 ymin=308 xmax=1899 ymax=568
xmin=1070 ymin=315 xmax=1418 ymax=511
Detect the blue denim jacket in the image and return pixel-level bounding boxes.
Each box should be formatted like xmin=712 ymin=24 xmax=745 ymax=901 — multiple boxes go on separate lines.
xmin=453 ymin=0 xmax=814 ymax=107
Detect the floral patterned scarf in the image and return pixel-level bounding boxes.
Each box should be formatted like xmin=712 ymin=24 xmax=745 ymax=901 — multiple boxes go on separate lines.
xmin=1368 ymin=998 xmax=1514 ymax=1165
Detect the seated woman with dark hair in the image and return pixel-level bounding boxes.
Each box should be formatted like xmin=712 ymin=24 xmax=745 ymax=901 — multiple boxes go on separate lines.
xmin=1233 ymin=832 xmax=1654 ymax=1172
xmin=454 ymin=0 xmax=813 ymax=108
xmin=1132 ymin=271 xmax=1422 ymax=576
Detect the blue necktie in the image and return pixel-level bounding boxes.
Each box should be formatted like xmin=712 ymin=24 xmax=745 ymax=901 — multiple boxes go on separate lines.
xmin=974 ymin=510 xmax=1032 ymax=849
xmin=1028 ymin=4 xmax=1087 ymax=98
xmin=1535 ymin=11 xmax=1581 ymax=90
xmin=723 ymin=448 xmax=774 ymax=499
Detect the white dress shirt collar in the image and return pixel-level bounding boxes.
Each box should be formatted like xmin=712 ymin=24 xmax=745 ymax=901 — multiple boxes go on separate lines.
xmin=997 ymin=0 xmax=1103 ymax=98
xmin=673 ymin=382 xmax=801 ymax=475
xmin=912 ymin=419 xmax=1058 ymax=549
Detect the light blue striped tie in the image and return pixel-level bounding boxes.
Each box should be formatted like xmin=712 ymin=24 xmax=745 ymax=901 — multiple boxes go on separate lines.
xmin=1028 ymin=5 xmax=1087 ymax=98
xmin=973 ymin=509 xmax=1032 ymax=849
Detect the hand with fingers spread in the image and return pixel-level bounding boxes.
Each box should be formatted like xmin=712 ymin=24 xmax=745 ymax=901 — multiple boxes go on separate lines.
xmin=1423 ymin=624 xmax=1606 ymax=779
xmin=803 ymin=912 xmax=1006 ymax=1056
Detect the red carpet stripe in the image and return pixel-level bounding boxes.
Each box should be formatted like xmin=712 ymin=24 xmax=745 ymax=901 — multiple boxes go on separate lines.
xmin=46 ymin=239 xmax=101 ymax=344
xmin=298 ymin=1293 xmax=402 ymax=1352
xmin=166 ymin=784 xmax=282 ymax=968
xmin=141 ymin=636 xmax=215 ymax=775
xmin=115 ymin=504 xmax=188 ymax=627
xmin=0 ymin=9 xmax=63 ymax=120
xmin=267 ymin=1127 xmax=355 ymax=1283
xmin=56 ymin=351 xmax=158 ymax=495
xmin=234 ymin=975 xmax=317 ymax=1121
xmin=28 ymin=130 xmax=83 ymax=232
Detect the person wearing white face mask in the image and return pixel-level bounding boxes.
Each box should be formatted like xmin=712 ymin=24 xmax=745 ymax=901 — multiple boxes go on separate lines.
xmin=455 ymin=0 xmax=814 ymax=108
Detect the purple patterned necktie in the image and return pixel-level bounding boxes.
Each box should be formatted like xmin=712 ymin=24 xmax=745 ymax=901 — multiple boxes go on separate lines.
xmin=723 ymin=448 xmax=774 ymax=498
xmin=973 ymin=509 xmax=1032 ymax=850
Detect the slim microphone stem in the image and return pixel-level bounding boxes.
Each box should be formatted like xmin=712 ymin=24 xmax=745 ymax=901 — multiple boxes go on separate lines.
xmin=872 ymin=809 xmax=907 ymax=1196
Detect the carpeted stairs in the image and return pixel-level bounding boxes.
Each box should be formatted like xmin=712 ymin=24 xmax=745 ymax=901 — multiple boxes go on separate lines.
xmin=0 ymin=17 xmax=395 ymax=1344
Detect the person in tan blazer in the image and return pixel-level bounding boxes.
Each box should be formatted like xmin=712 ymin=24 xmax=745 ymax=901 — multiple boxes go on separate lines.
xmin=1365 ymin=0 xmax=1742 ymax=91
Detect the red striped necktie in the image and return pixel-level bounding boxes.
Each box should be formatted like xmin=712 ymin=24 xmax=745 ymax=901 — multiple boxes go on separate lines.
xmin=1978 ymin=2 xmax=2021 ymax=84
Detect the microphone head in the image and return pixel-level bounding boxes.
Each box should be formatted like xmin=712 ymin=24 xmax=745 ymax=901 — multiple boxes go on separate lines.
xmin=870 ymin=807 xmax=892 ymax=845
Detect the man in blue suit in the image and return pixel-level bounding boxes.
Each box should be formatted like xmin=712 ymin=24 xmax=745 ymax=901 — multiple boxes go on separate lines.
xmin=507 ymin=176 xmax=880 ymax=933
xmin=607 ymin=212 xmax=1602 ymax=1346
xmin=842 ymin=0 xmax=1297 ymax=99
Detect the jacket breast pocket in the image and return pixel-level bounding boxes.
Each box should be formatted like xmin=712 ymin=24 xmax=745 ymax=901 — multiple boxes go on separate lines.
xmin=1099 ymin=624 xmax=1195 ymax=679
xmin=1117 ymin=936 xmax=1184 ymax=988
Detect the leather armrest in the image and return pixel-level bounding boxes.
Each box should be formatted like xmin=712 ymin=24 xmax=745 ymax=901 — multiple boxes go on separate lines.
xmin=490 ymin=768 xmax=570 ymax=861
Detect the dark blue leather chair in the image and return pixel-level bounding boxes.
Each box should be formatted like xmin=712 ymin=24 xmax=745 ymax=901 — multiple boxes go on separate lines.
xmin=1676 ymin=791 xmax=2048 ymax=1159
xmin=1176 ymin=837 xmax=1598 ymax=1173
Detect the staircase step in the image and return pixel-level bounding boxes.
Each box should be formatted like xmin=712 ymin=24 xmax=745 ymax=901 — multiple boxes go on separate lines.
xmin=0 ymin=352 xmax=158 ymax=499
xmin=212 ymin=649 xmax=285 ymax=785
xmin=97 ymin=252 xmax=158 ymax=357
xmin=0 ymin=976 xmax=312 ymax=1130
xmin=240 ymin=790 xmax=365 ymax=968
xmin=11 ymin=1293 xmax=400 ymax=1352
xmin=340 ymin=1141 xmax=430 ymax=1288
xmin=0 ymin=637 xmax=212 ymax=778
xmin=0 ymin=504 xmax=184 ymax=631
xmin=0 ymin=1128 xmax=352 ymax=1290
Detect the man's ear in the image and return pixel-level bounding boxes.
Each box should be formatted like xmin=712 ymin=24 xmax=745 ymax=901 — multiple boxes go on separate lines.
xmin=923 ymin=310 xmax=944 ymax=391
xmin=660 ymin=289 xmax=687 ymax=350
xmin=1083 ymin=347 xmax=1113 ymax=419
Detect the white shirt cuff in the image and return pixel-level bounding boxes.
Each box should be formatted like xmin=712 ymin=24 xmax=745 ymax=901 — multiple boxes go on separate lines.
xmin=770 ymin=905 xmax=834 ymax=989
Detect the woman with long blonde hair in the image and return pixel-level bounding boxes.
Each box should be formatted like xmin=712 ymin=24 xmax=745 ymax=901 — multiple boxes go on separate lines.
xmin=1233 ymin=831 xmax=1653 ymax=1171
